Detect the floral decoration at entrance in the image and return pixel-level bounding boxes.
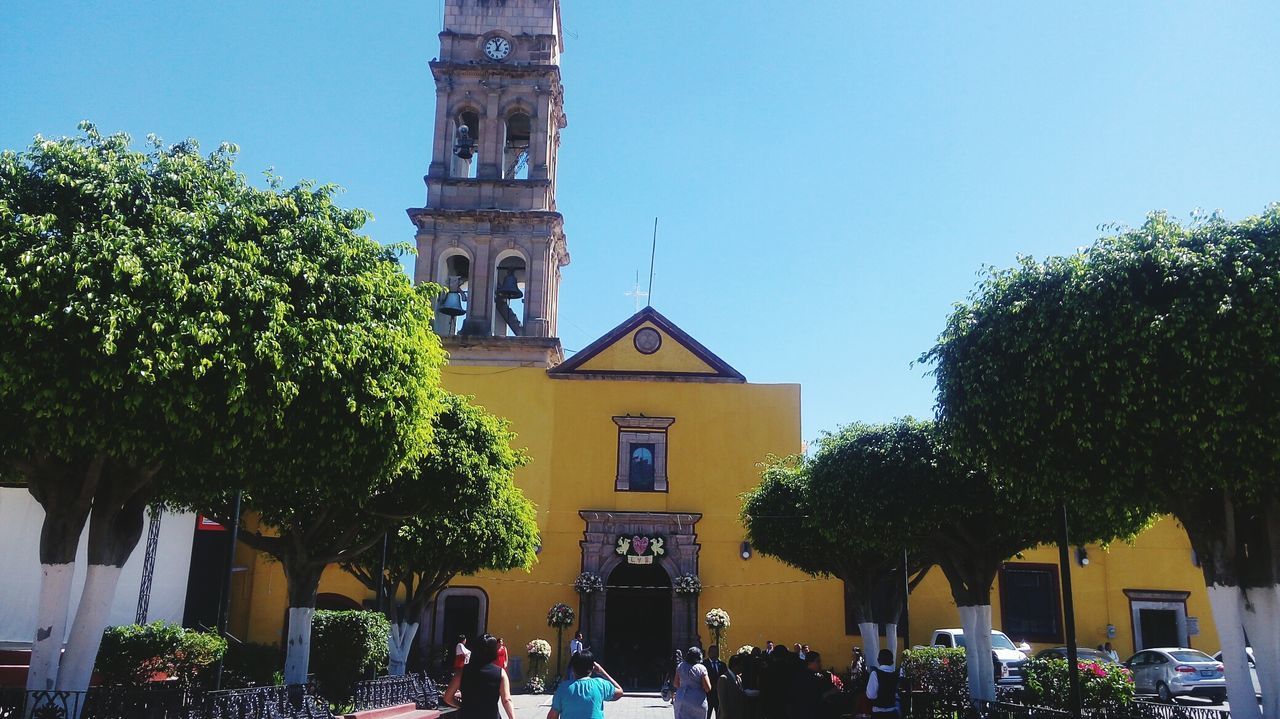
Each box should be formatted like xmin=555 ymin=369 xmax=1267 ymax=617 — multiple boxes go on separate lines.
xmin=616 ymin=534 xmax=666 ymax=564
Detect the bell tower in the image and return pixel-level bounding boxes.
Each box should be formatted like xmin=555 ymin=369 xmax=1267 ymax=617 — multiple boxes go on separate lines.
xmin=409 ymin=0 xmax=569 ymax=367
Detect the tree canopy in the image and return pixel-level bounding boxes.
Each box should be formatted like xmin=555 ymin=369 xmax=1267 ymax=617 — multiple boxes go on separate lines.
xmin=342 ymin=392 xmax=539 ymax=674
xmin=923 ymin=206 xmax=1280 ymax=714
xmin=0 ymin=123 xmax=446 ymax=692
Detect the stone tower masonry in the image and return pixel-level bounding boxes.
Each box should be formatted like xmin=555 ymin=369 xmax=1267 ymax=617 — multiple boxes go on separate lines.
xmin=408 ymin=0 xmax=569 ymax=368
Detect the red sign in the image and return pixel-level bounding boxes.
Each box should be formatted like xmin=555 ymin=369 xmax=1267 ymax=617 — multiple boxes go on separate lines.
xmin=196 ymin=515 xmax=227 ymax=532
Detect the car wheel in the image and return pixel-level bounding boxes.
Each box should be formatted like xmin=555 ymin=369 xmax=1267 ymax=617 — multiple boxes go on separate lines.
xmin=1156 ymin=682 xmax=1173 ymax=703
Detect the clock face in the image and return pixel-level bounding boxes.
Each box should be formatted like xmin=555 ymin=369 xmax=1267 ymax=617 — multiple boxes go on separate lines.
xmin=484 ymin=37 xmax=512 ymax=61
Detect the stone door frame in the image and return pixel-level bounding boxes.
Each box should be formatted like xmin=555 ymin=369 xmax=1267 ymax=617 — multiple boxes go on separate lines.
xmin=579 ymin=511 xmax=702 ymax=654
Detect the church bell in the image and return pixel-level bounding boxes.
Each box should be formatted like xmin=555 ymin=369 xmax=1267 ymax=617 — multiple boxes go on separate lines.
xmin=437 ymin=290 xmax=467 ymax=317
xmin=495 ymin=268 xmax=524 ymax=300
xmin=454 ymin=125 xmax=476 ymax=160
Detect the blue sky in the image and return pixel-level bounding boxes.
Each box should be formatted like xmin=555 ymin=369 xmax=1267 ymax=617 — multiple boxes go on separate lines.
xmin=3 ymin=1 xmax=1278 ymax=442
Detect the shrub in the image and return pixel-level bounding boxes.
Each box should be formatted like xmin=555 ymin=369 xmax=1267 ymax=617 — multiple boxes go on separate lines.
xmin=309 ymin=610 xmax=390 ymax=703
xmin=902 ymin=646 xmax=968 ymax=700
xmin=95 ymin=622 xmax=227 ymax=687
xmin=221 ymin=641 xmax=284 ymax=688
xmin=1023 ymin=658 xmax=1134 ymax=711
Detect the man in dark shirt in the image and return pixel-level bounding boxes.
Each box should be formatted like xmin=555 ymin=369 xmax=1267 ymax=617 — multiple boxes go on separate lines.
xmin=703 ymin=645 xmax=728 ymax=718
xmin=786 ymin=651 xmax=838 ymax=719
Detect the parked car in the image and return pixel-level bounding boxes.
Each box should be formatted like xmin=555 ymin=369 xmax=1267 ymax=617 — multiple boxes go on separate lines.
xmin=1211 ymin=647 xmax=1260 ymax=697
xmin=1124 ymin=648 xmax=1225 ymax=703
xmin=931 ymin=628 xmax=1029 ymax=686
xmin=1034 ymin=647 xmax=1119 ymax=665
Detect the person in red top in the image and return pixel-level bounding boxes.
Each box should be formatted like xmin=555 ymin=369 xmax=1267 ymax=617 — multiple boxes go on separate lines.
xmin=496 ymin=637 xmax=509 ymax=669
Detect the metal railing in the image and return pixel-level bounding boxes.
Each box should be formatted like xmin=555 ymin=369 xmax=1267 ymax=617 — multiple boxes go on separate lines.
xmin=905 ymin=693 xmax=1233 ymax=719
xmin=351 ymin=672 xmax=441 ymax=713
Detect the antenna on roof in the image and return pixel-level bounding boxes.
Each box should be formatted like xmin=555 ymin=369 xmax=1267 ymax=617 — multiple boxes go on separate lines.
xmin=647 ymin=217 xmax=658 ymax=307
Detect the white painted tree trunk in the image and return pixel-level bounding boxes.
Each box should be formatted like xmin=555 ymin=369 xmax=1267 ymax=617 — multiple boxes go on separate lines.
xmin=25 ymin=564 xmax=74 ymax=692
xmin=1207 ymin=585 xmax=1261 ymax=719
xmin=957 ymin=605 xmax=981 ymax=701
xmin=284 ymin=607 xmax=316 ymax=685
xmin=388 ymin=622 xmax=419 ymax=676
xmin=973 ymin=605 xmax=996 ymax=702
xmin=883 ymin=623 xmax=898 ymax=663
xmin=1241 ymin=585 xmax=1280 ymax=719
xmin=55 ymin=564 xmax=124 ymax=692
xmin=858 ymin=622 xmax=880 ymax=663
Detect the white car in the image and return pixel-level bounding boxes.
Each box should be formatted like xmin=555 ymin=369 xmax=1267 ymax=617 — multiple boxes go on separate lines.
xmin=1212 ymin=648 xmax=1260 ymax=697
xmin=931 ymin=628 xmax=1029 ymax=685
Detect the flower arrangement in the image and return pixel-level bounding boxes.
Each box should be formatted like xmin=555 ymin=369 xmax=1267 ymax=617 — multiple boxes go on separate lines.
xmin=526 ymin=639 xmax=552 ymax=659
xmin=673 ymin=574 xmax=702 ymax=596
xmin=735 ymin=645 xmax=755 ymax=656
xmin=547 ymin=603 xmax=576 ymax=628
xmin=525 ymin=675 xmax=545 ymax=694
xmin=704 ymin=608 xmax=731 ymax=630
xmin=573 ymin=572 xmax=605 ymax=595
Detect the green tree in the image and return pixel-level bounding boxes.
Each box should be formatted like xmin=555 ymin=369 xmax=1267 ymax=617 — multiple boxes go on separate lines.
xmin=342 ymin=392 xmax=539 ymax=675
xmin=924 ymin=206 xmax=1280 ymax=716
xmin=809 ymin=419 xmax=1149 ymax=701
xmin=741 ymin=455 xmax=926 ymax=662
xmin=0 ymin=124 xmax=438 ymax=694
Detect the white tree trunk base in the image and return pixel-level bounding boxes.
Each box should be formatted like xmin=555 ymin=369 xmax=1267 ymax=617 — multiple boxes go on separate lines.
xmin=974 ymin=605 xmax=996 ymax=702
xmin=284 ymin=607 xmax=316 ymax=685
xmin=880 ymin=621 xmax=901 ymax=660
xmin=957 ymin=606 xmax=981 ymax=702
xmin=56 ymin=564 xmax=123 ymax=693
xmin=1241 ymin=585 xmax=1280 ymax=718
xmin=388 ymin=622 xmax=419 ymax=677
xmin=858 ymin=622 xmax=880 ymax=665
xmin=26 ymin=564 xmax=74 ymax=693
xmin=1207 ymin=585 xmax=1260 ymax=719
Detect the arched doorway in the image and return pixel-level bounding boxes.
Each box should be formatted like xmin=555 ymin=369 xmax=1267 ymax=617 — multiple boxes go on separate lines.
xmin=604 ymin=561 xmax=672 ymax=690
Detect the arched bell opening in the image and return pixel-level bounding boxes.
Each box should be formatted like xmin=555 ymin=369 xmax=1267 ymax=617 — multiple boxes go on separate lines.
xmin=436 ymin=252 xmax=471 ymax=336
xmin=503 ymin=112 xmax=531 ymax=180
xmin=451 ymin=109 xmax=481 ymax=179
xmin=603 ymin=561 xmax=672 ymax=690
xmin=492 ymin=253 xmax=527 ymax=337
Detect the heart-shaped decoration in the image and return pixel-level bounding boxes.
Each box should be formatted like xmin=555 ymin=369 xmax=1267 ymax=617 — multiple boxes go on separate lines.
xmin=632 ymin=535 xmax=650 ymax=555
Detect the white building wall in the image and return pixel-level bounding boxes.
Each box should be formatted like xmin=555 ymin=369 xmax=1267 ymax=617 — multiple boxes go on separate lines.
xmin=0 ymin=487 xmax=196 ymax=645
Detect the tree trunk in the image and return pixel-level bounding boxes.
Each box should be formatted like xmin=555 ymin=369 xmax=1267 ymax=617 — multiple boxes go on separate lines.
xmin=283 ymin=563 xmax=324 ymax=685
xmin=857 ymin=622 xmax=880 ymax=662
xmin=956 ymin=605 xmax=981 ymax=701
xmin=1180 ymin=491 xmax=1280 ymax=718
xmin=21 ymin=456 xmax=102 ymax=694
xmin=1241 ymin=585 xmax=1280 ymax=719
xmin=972 ymin=604 xmax=996 ymax=701
xmin=1207 ymin=585 xmax=1262 ymax=719
xmin=26 ymin=563 xmax=76 ymax=693
xmin=389 ymin=622 xmax=419 ymax=676
xmin=883 ymin=623 xmax=898 ymax=661
xmin=57 ymin=474 xmax=150 ymax=693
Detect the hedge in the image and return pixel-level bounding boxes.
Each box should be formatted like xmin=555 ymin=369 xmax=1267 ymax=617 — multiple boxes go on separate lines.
xmin=95 ymin=621 xmax=226 ymax=687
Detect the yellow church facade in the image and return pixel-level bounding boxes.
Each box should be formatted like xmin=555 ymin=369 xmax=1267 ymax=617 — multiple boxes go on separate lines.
xmin=223 ymin=0 xmax=1225 ymax=683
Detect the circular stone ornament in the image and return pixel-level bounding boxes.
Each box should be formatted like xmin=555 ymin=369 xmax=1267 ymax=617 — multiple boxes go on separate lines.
xmin=634 ymin=327 xmax=662 ymax=354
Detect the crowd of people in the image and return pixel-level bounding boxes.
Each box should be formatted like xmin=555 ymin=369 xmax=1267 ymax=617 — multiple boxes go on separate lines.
xmin=666 ymin=641 xmax=903 ymax=719
xmin=440 ymin=630 xmax=905 ymax=719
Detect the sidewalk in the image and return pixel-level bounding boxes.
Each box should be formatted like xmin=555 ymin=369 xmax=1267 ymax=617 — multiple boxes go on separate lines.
xmin=510 ymin=692 xmax=674 ymax=718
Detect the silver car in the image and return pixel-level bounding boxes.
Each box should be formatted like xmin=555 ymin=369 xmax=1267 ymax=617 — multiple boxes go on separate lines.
xmin=1125 ymin=648 xmax=1226 ymax=703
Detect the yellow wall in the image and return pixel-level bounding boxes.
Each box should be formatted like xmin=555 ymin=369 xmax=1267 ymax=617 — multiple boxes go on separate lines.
xmin=233 ymin=335 xmax=1222 ymax=671
xmin=906 ymin=517 xmax=1218 ymax=660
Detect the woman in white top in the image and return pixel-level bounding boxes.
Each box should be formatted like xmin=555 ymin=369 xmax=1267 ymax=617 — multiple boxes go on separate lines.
xmin=453 ymin=634 xmax=472 ymax=674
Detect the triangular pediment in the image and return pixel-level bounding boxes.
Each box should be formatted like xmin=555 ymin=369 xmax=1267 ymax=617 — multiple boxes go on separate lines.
xmin=548 ymin=307 xmax=745 ymax=383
